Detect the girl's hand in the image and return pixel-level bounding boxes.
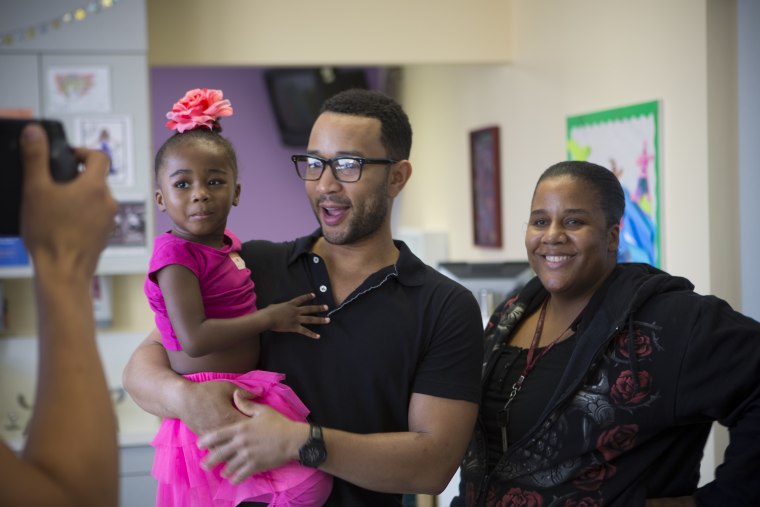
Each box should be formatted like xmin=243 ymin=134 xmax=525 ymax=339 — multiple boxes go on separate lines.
xmin=261 ymin=293 xmax=329 ymax=339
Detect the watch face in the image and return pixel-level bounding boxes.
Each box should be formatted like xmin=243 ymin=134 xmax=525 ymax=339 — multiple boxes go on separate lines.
xmin=299 ymin=424 xmax=327 ymax=467
xmin=301 ymin=445 xmax=327 ymax=466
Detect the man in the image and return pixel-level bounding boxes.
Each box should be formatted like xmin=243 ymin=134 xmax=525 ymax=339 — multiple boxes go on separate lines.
xmin=123 ymin=89 xmax=484 ymax=505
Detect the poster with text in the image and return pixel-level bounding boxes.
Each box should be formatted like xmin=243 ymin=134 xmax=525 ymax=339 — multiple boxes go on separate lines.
xmin=566 ymin=101 xmax=660 ymax=266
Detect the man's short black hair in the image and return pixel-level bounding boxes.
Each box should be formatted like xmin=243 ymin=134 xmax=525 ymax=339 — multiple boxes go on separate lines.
xmin=320 ymin=89 xmax=412 ymax=161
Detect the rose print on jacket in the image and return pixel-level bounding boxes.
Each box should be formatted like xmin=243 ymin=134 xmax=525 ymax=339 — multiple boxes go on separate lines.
xmin=487 ymin=486 xmax=544 ymax=507
xmin=464 ymin=316 xmax=666 ymax=505
xmin=596 ymin=424 xmax=638 ymax=461
xmin=611 ymin=370 xmax=652 ymax=406
xmin=611 ymin=321 xmax=663 ymax=364
xmin=564 ymin=495 xmax=603 ymax=507
xmin=573 ymin=463 xmax=617 ymax=491
xmin=615 ymin=330 xmax=652 ymax=358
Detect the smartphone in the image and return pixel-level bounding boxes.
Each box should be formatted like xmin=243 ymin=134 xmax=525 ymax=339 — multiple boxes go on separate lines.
xmin=0 ymin=118 xmax=79 ymax=236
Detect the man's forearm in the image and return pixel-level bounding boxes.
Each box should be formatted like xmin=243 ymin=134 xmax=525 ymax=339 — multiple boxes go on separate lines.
xmin=122 ymin=335 xmax=187 ymax=419
xmin=319 ymin=428 xmax=463 ymax=494
xmin=320 ymin=394 xmax=476 ymax=494
xmin=123 ymin=334 xmax=244 ymax=435
xmin=200 ymin=392 xmax=476 ymax=494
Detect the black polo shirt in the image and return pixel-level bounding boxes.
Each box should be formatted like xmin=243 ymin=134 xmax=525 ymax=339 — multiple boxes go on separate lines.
xmin=239 ymin=230 xmax=484 ymax=507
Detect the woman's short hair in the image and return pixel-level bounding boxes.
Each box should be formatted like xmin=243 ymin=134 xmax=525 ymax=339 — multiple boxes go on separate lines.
xmin=536 ymin=160 xmax=625 ymax=227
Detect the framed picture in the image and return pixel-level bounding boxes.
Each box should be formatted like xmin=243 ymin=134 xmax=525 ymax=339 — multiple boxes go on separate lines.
xmin=107 ymin=200 xmax=147 ymax=249
xmin=470 ymin=126 xmax=503 ymax=247
xmin=566 ymin=101 xmax=660 ymax=266
xmin=46 ymin=65 xmax=111 ymax=114
xmin=75 ymin=115 xmax=134 ymax=188
xmin=91 ymin=275 xmax=113 ymax=328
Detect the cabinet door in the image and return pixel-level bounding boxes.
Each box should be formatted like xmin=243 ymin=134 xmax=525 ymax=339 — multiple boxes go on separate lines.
xmin=0 ymin=54 xmax=40 ymax=115
xmin=120 ymin=474 xmax=157 ymax=507
xmin=120 ymin=445 xmax=157 ymax=507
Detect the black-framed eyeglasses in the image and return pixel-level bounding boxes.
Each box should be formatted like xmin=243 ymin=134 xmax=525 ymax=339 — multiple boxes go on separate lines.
xmin=291 ymin=155 xmax=398 ymax=183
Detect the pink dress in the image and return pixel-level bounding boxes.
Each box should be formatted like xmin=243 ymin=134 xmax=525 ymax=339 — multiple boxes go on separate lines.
xmin=145 ymin=231 xmax=332 ymax=506
xmin=151 ymin=371 xmax=332 ymax=507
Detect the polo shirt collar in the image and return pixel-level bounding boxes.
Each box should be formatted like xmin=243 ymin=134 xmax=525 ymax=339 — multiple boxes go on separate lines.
xmin=287 ymin=228 xmax=427 ymax=287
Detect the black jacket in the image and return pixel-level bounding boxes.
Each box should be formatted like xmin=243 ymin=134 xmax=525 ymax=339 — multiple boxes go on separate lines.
xmin=455 ymin=263 xmax=760 ymax=506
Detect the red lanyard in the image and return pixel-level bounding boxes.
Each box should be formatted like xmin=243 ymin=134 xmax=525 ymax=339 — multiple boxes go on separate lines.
xmin=497 ymin=296 xmax=567 ymax=452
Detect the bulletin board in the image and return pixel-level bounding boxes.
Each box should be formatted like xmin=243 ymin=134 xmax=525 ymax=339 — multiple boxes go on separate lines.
xmin=566 ymin=101 xmax=661 ymax=266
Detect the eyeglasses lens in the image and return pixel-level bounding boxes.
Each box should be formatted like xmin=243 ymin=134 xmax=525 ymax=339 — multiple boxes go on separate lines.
xmin=332 ymin=158 xmax=361 ymax=182
xmin=296 ymin=157 xmax=362 ymax=182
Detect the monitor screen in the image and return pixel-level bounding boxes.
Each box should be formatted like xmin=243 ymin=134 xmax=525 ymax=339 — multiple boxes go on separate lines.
xmin=264 ymin=68 xmax=368 ymax=147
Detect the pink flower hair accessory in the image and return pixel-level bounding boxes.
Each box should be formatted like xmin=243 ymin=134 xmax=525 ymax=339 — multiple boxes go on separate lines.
xmin=165 ymin=88 xmax=234 ymax=133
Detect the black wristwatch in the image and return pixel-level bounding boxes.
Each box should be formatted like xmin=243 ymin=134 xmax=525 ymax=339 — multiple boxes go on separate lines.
xmin=298 ymin=423 xmax=327 ymax=468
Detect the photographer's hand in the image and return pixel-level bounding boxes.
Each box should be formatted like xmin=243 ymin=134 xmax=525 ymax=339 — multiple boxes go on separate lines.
xmin=20 ymin=123 xmax=117 ymax=278
xmin=0 ymin=123 xmax=119 ymax=507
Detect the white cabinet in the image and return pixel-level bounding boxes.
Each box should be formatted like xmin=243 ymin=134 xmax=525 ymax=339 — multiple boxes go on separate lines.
xmin=0 ymin=1 xmax=153 ymax=279
xmin=119 ymin=444 xmax=156 ymax=507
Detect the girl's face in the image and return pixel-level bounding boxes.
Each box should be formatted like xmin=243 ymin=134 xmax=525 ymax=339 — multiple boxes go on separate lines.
xmin=155 ymin=140 xmax=240 ymax=247
xmin=525 ymin=175 xmax=619 ymax=303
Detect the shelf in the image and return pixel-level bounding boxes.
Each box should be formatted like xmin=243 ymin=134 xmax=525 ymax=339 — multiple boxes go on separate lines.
xmin=0 ymin=247 xmax=150 ymax=279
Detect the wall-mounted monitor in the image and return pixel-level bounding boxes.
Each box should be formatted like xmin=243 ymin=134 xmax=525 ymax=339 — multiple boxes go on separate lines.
xmin=264 ymin=67 xmax=368 ymax=147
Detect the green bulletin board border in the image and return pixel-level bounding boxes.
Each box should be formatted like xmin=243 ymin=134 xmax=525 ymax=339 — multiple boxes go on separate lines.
xmin=566 ymin=100 xmax=661 ymax=266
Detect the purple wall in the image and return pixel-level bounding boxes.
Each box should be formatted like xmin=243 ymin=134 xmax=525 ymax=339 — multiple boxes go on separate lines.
xmin=150 ymin=67 xmax=317 ymax=242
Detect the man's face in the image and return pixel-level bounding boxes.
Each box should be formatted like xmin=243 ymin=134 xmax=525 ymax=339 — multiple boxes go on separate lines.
xmin=305 ymin=112 xmax=392 ymax=246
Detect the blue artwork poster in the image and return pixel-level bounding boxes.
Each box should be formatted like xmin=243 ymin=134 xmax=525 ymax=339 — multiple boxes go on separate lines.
xmin=567 ymin=101 xmax=660 ymax=267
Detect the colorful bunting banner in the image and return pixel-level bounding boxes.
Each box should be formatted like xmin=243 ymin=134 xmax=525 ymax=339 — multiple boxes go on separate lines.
xmin=2 ymin=0 xmax=120 ymax=47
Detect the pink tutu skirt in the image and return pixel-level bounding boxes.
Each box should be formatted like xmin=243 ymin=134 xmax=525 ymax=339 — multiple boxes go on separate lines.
xmin=151 ymin=370 xmax=332 ymax=507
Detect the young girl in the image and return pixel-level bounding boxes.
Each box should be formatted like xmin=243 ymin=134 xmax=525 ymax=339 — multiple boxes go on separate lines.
xmin=144 ymin=88 xmax=332 ymax=507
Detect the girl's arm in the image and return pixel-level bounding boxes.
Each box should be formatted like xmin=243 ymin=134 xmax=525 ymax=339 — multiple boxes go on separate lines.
xmin=156 ymin=264 xmax=328 ymax=357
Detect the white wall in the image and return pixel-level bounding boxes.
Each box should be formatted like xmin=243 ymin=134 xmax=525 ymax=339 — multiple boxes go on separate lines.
xmin=398 ymin=0 xmax=737 ymax=302
xmin=738 ymin=0 xmax=760 ymax=321
xmin=1 ymin=0 xmax=155 ymax=334
xmin=147 ymin=0 xmax=512 ymax=66
xmin=396 ymin=0 xmax=740 ymax=486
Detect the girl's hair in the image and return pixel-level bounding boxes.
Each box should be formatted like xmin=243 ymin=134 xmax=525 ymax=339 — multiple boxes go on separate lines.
xmin=154 ymin=128 xmax=238 ymax=180
xmin=155 ymin=88 xmax=238 ymax=179
xmin=536 ymin=160 xmax=625 ymax=227
xmin=320 ymin=88 xmax=412 ymax=161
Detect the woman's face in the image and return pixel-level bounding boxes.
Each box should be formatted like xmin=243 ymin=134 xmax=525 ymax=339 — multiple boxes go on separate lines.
xmin=526 ymin=175 xmax=619 ymax=302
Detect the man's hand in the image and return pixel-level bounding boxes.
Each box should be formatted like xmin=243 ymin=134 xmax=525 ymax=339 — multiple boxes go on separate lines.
xmin=197 ymin=389 xmax=309 ymax=483
xmin=178 ymin=380 xmax=243 ymax=435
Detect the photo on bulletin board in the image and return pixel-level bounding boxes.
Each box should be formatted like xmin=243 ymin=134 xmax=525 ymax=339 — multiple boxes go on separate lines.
xmin=108 ymin=200 xmax=147 ymax=249
xmin=46 ymin=65 xmax=111 ymax=114
xmin=75 ymin=115 xmax=134 ymax=188
xmin=91 ymin=275 xmax=113 ymax=328
xmin=470 ymin=126 xmax=503 ymax=248
xmin=566 ymin=101 xmax=660 ymax=267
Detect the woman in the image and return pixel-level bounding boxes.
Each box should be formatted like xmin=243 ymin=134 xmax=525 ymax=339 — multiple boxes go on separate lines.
xmin=454 ymin=161 xmax=760 ymax=506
